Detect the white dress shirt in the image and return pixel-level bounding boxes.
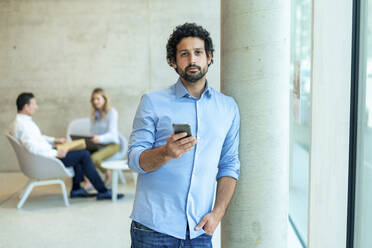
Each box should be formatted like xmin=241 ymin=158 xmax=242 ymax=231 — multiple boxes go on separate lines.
xmin=10 ymin=113 xmax=57 ymax=157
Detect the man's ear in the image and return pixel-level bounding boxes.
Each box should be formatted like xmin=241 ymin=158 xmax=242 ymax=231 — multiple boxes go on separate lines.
xmin=207 ymin=52 xmax=212 ymax=65
xmin=22 ymin=104 xmax=30 ymax=113
xmin=171 ymin=59 xmax=177 ymax=69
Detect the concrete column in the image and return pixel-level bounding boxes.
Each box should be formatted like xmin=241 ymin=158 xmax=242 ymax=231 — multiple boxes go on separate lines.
xmin=220 ymin=1 xmax=290 ymax=247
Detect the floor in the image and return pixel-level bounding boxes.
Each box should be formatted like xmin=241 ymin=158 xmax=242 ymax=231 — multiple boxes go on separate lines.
xmin=0 ymin=172 xmax=221 ymax=248
xmin=0 ymin=172 xmax=134 ymax=248
xmin=0 ymin=172 xmax=302 ymax=248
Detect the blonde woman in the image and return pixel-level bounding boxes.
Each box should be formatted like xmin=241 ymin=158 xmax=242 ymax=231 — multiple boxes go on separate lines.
xmin=83 ymin=88 xmax=120 ymax=189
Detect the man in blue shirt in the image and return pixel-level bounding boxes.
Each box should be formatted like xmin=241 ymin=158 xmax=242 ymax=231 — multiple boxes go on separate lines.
xmin=128 ymin=23 xmax=240 ymax=247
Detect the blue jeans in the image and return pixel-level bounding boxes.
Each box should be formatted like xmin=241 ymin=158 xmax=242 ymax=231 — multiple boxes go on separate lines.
xmin=130 ymin=221 xmax=212 ymax=248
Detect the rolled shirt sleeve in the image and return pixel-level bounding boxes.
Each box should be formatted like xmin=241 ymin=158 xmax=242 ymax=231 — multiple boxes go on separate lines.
xmin=216 ymin=100 xmax=240 ymax=180
xmin=128 ymin=94 xmax=157 ymax=174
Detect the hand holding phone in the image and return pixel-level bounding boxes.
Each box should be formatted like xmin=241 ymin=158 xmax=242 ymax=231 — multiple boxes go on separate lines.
xmin=172 ymin=123 xmax=192 ymax=137
xmin=163 ymin=123 xmax=196 ymax=160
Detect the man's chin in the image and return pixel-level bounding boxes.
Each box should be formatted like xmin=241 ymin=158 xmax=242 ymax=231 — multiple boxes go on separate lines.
xmin=183 ymin=76 xmax=201 ymax=83
xmin=185 ymin=73 xmax=202 ymax=82
xmin=177 ymin=69 xmax=206 ymax=83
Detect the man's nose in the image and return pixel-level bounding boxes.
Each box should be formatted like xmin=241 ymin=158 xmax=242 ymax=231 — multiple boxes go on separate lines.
xmin=190 ymin=53 xmax=197 ymax=63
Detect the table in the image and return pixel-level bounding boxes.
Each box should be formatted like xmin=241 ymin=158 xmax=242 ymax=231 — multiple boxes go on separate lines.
xmin=101 ymin=160 xmax=131 ymax=202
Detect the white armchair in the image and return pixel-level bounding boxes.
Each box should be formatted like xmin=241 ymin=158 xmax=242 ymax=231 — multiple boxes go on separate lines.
xmin=6 ymin=134 xmax=74 ymax=209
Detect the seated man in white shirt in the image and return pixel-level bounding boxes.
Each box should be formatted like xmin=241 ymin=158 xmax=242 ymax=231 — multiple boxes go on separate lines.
xmin=10 ymin=92 xmax=123 ymax=200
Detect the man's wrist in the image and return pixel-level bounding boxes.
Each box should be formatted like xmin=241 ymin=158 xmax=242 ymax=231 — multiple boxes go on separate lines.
xmin=160 ymin=145 xmax=172 ymax=162
xmin=212 ymin=206 xmax=226 ymax=221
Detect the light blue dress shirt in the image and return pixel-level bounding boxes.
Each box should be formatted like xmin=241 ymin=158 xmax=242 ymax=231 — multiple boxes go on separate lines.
xmin=128 ymin=79 xmax=240 ymax=239
xmin=90 ymin=108 xmax=120 ymax=145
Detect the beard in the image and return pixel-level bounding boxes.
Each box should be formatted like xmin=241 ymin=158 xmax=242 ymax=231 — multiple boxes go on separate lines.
xmin=177 ymin=64 xmax=208 ymax=83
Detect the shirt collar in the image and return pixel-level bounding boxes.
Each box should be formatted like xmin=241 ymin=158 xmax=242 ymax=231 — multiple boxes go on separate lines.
xmin=17 ymin=113 xmax=32 ymax=121
xmin=175 ymin=78 xmax=212 ymax=99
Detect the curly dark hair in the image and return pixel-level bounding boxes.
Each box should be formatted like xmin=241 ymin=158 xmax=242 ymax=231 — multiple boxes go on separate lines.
xmin=166 ymin=23 xmax=214 ymax=67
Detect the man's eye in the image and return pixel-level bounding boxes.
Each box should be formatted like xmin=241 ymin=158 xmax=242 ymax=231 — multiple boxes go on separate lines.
xmin=181 ymin=53 xmax=188 ymax=56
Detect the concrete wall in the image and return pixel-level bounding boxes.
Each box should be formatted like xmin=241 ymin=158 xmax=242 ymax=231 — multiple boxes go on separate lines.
xmin=0 ymin=0 xmax=220 ymax=171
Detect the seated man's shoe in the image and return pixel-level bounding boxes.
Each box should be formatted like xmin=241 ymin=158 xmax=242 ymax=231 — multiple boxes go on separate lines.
xmin=70 ymin=188 xmax=97 ymax=198
xmin=96 ymin=189 xmax=124 ymax=201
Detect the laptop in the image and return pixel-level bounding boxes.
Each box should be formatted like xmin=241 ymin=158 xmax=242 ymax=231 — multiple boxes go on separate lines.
xmin=70 ymin=135 xmax=105 ymax=153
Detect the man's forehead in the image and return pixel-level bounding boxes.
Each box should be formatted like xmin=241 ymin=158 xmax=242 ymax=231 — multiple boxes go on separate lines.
xmin=178 ymin=47 xmax=204 ymax=51
xmin=177 ymin=37 xmax=205 ymax=51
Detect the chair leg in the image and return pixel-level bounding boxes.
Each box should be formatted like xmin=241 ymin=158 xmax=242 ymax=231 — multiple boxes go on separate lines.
xmin=19 ymin=179 xmax=32 ymax=199
xmin=17 ymin=181 xmax=35 ymax=209
xmin=17 ymin=179 xmax=71 ymax=209
xmin=57 ymin=179 xmax=70 ymax=207
xmin=112 ymin=169 xmax=118 ymax=202
xmin=118 ymin=170 xmax=126 ymax=184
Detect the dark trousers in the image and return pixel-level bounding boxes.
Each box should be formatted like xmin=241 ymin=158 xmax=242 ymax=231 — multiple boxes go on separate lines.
xmin=130 ymin=221 xmax=212 ymax=248
xmin=60 ymin=150 xmax=107 ymax=193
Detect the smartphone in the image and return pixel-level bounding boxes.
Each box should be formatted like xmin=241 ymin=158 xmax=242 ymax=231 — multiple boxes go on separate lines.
xmin=172 ymin=123 xmax=192 ymax=138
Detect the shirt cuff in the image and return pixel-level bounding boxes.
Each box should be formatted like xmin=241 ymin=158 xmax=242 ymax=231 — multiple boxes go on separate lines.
xmin=216 ymin=165 xmax=240 ymax=181
xmin=43 ymin=135 xmax=55 ymax=145
xmin=98 ymin=133 xmax=118 ymax=145
xmin=128 ymin=147 xmax=147 ymax=174
xmin=50 ymin=149 xmax=58 ymax=158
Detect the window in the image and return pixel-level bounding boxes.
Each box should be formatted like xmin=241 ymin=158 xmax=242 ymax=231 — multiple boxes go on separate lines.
xmin=353 ymin=0 xmax=372 ymax=247
xmin=289 ymin=0 xmax=312 ymax=246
